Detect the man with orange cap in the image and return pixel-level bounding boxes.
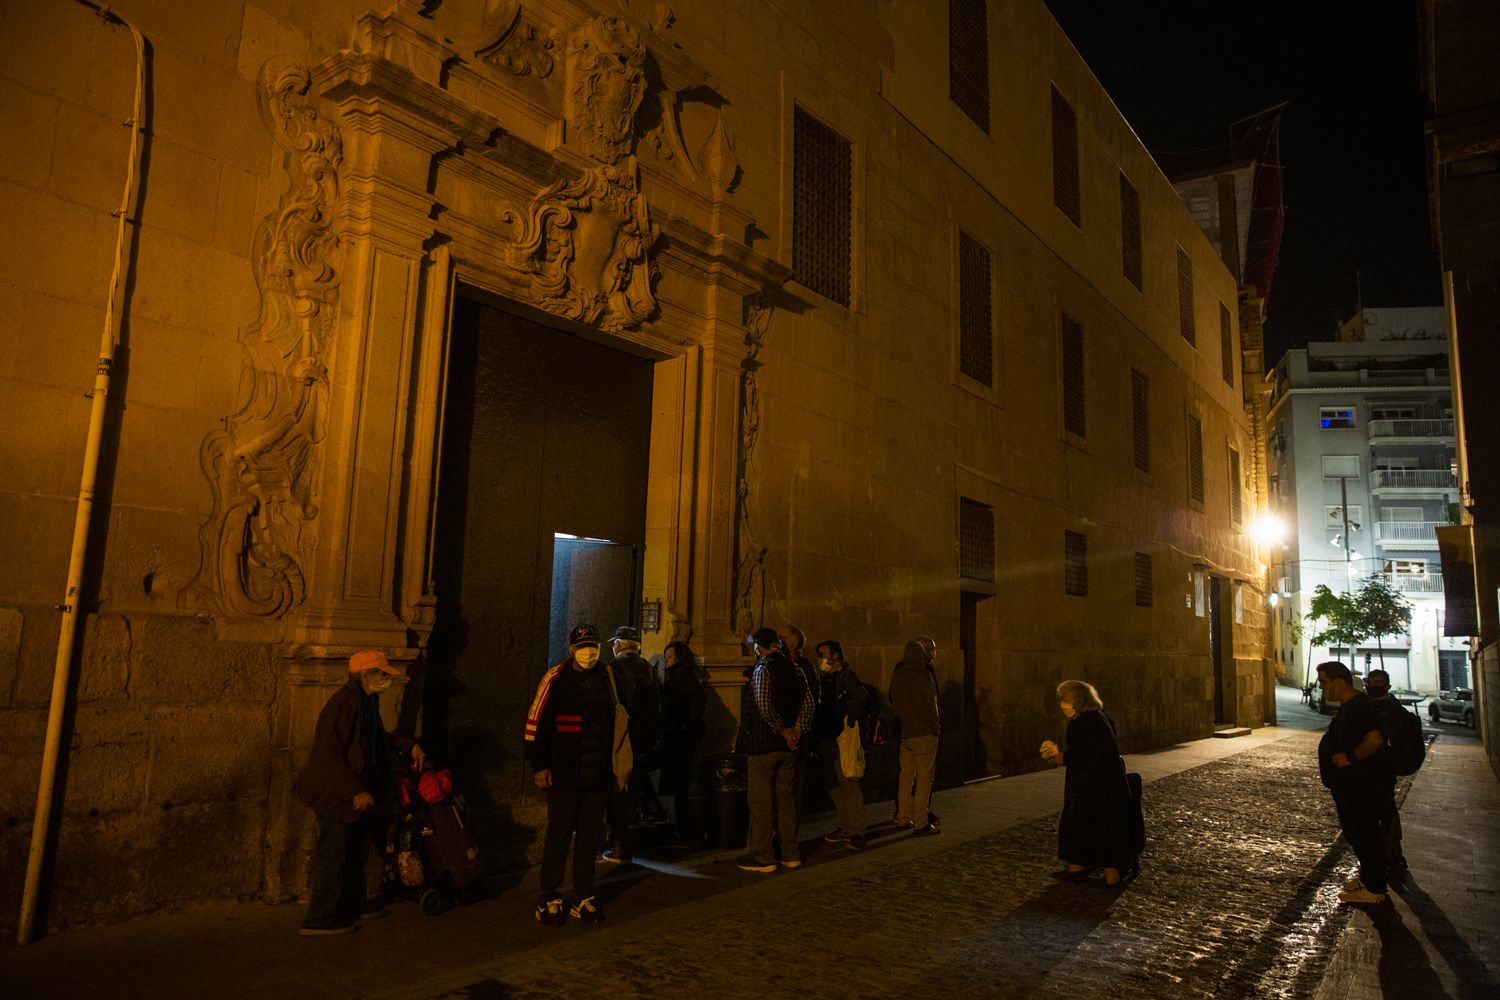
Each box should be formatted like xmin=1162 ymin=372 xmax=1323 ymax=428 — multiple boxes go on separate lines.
xmin=293 ymin=649 xmax=423 ymax=935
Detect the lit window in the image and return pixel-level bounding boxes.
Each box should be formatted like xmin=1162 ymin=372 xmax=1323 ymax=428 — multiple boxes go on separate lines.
xmin=1320 ymin=407 xmax=1356 ymax=429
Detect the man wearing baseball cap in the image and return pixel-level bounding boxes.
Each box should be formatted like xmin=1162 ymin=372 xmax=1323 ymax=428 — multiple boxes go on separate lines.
xmin=293 ymin=649 xmax=423 ymax=935
xmin=524 ymin=623 xmax=616 ymax=925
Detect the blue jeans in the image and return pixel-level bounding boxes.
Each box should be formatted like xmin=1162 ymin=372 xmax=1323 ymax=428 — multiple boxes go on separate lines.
xmin=746 ymin=750 xmax=798 ymax=864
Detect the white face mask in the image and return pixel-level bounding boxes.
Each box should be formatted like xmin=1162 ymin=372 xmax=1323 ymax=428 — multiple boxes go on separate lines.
xmin=367 ymin=673 xmax=393 ymax=693
xmin=819 ymin=658 xmax=836 ymax=673
xmin=574 ymin=647 xmax=600 ymax=669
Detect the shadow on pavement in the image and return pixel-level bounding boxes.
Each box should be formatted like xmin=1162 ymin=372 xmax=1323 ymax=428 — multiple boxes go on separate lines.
xmin=1389 ymin=873 xmax=1500 ymax=1000
xmin=978 ymin=879 xmax=1119 ymax=994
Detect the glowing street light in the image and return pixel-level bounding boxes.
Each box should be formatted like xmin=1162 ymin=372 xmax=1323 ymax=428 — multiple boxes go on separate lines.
xmin=1249 ymin=514 xmax=1287 ymax=548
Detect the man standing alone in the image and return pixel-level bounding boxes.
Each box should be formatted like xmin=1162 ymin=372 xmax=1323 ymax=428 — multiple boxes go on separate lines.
xmin=890 ymin=636 xmax=941 ymax=835
xmin=735 ymin=627 xmax=814 ymax=873
xmin=1316 ymin=661 xmax=1392 ymax=905
xmin=525 ymin=624 xmax=615 ymax=925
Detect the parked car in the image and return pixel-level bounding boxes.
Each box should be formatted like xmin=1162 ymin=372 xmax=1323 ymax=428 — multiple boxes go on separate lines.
xmin=1428 ymin=688 xmax=1477 ymax=728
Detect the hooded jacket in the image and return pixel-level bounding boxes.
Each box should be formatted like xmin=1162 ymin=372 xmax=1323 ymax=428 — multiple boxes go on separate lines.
xmin=888 ymin=640 xmax=941 ymax=738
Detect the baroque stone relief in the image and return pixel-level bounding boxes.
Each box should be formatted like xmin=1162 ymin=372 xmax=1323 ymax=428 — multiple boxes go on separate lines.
xmin=475 ymin=5 xmax=558 ymax=78
xmin=184 ymin=62 xmax=343 ymax=620
xmin=564 ymin=15 xmax=647 ymax=165
xmin=500 ymin=157 xmax=660 ymax=331
xmin=733 ymin=292 xmax=774 ymax=641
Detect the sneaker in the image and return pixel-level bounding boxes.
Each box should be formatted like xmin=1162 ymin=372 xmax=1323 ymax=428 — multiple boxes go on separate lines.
xmin=360 ymin=897 xmax=392 ymax=919
xmin=823 ymin=828 xmax=850 ymax=844
xmin=779 ymin=858 xmax=803 ymax=870
xmin=845 ymin=834 xmax=866 ymax=852
xmin=534 ymin=896 xmax=566 ymax=925
xmin=891 ymin=814 xmax=913 ymax=829
xmin=1338 ymin=887 xmax=1389 ymax=905
xmin=736 ymin=856 xmax=777 ymax=873
xmin=298 ymin=921 xmax=358 ymax=936
xmin=927 ymin=812 xmax=941 ymax=831
xmin=601 ymin=849 xmax=632 ymax=864
xmin=569 ymin=895 xmax=603 ymax=924
xmin=913 ymin=823 xmax=940 ymax=836
xmin=1341 ymin=875 xmax=1365 ymax=892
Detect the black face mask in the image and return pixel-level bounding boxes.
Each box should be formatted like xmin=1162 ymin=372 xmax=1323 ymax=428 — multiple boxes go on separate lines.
xmin=1366 ymin=686 xmax=1389 ymax=697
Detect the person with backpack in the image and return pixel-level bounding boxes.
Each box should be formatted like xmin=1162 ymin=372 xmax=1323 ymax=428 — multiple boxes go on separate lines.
xmin=813 ymin=639 xmax=870 ymax=851
xmin=1315 ymin=661 xmax=1393 ymax=905
xmin=1366 ymin=668 xmax=1418 ymax=871
xmin=889 ymin=636 xmax=942 ymax=835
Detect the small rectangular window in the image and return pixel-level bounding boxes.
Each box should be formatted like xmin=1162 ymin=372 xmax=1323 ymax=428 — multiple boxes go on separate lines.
xmin=1120 ymin=174 xmax=1142 ymax=290
xmin=1187 ymin=413 xmax=1204 ymax=504
xmin=1134 ymin=552 xmax=1152 ymax=607
xmin=1319 ymin=406 xmax=1356 ymax=429
xmin=1131 ymin=368 xmax=1150 ymax=473
xmin=792 ymin=106 xmax=852 ymax=307
xmin=959 ymin=498 xmax=995 ymax=582
xmin=1322 ymin=455 xmax=1360 ymax=480
xmin=949 ymin=0 xmax=989 ymax=133
xmin=958 ymin=230 xmax=993 ymax=386
xmin=1229 ymin=446 xmax=1243 ymax=524
xmin=1064 ymin=530 xmax=1088 ymax=596
xmin=1220 ymin=303 xmax=1235 ymax=388
xmin=1051 ymin=87 xmax=1081 ymax=226
xmin=1061 ymin=311 xmax=1085 ymax=437
xmin=1177 ymin=247 xmax=1195 ymax=345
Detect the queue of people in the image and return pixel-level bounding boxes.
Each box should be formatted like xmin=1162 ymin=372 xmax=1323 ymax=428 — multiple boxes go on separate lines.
xmin=292 ymin=627 xmax=1169 ymax=935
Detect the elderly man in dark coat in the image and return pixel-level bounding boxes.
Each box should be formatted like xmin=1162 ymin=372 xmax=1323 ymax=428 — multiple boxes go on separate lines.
xmin=293 ymin=649 xmax=422 ymax=935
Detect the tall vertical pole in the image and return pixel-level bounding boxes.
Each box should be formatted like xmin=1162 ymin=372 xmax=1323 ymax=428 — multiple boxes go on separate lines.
xmin=1341 ymin=475 xmax=1355 ymax=667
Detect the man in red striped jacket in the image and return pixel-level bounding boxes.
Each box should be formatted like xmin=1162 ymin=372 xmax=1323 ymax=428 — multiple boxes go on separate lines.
xmin=524 ymin=623 xmax=616 ymax=925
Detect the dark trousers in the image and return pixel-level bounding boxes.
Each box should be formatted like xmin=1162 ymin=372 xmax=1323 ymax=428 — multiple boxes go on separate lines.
xmin=1333 ymin=784 xmax=1388 ymax=893
xmin=605 ymin=779 xmax=635 ymax=859
xmin=540 ymin=789 xmax=607 ymax=903
xmin=304 ymin=811 xmax=380 ymax=929
xmin=1379 ymin=784 xmax=1404 ymax=864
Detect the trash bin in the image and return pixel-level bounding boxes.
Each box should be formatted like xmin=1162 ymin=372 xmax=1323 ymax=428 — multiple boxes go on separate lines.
xmin=706 ymin=752 xmax=747 ymax=849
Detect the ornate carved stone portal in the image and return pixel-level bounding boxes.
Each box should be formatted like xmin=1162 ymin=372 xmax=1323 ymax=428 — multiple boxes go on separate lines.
xmin=565 ymin=15 xmax=647 ymax=165
xmin=184 ymin=62 xmax=342 ymax=621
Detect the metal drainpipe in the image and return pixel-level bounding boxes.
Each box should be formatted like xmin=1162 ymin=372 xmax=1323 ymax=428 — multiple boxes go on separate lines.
xmin=17 ymin=1 xmax=147 ymax=945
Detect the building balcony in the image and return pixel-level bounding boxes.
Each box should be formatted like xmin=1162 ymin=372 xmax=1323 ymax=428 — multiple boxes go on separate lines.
xmin=1385 ymin=571 xmax=1444 ymax=594
xmin=1367 ymin=418 xmax=1454 ymax=442
xmin=1373 ymin=520 xmax=1445 ymax=549
xmin=1369 ymin=469 xmax=1459 ymax=495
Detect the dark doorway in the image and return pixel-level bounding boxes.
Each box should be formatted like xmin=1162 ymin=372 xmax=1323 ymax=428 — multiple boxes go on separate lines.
xmin=1438 ymin=649 xmax=1469 ymax=689
xmin=960 ymin=591 xmax=998 ymax=778
xmin=426 ymin=297 xmax=654 ymax=823
xmin=1208 ymin=574 xmax=1231 ymax=725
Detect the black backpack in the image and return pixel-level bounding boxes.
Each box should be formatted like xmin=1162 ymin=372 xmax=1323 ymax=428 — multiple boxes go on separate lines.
xmin=859 ymin=682 xmax=899 ymax=745
xmin=1373 ymin=698 xmax=1426 ymax=776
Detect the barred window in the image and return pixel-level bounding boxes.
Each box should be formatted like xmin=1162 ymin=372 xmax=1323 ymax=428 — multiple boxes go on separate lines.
xmin=1120 ymin=174 xmax=1142 ymax=290
xmin=1187 ymin=413 xmax=1205 ymax=504
xmin=1061 ymin=311 xmax=1085 ymax=437
xmin=958 ymin=230 xmax=993 ymax=386
xmin=959 ymin=498 xmax=995 ymax=582
xmin=1229 ymin=446 xmax=1243 ymax=524
xmin=1134 ymin=552 xmax=1153 ymax=607
xmin=949 ymin=0 xmax=989 ymax=133
xmin=1220 ymin=303 xmax=1235 ymax=387
xmin=1051 ymin=87 xmax=1081 ymax=226
xmin=1177 ymin=246 xmax=1195 ymax=345
xmin=793 ymin=106 xmax=852 ymax=306
xmin=1064 ymin=530 xmax=1088 ymax=596
xmin=1131 ymin=368 xmax=1150 ymax=473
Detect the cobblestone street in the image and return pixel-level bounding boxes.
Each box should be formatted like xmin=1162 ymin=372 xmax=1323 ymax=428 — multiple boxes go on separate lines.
xmin=409 ymin=733 xmax=1356 ymax=1000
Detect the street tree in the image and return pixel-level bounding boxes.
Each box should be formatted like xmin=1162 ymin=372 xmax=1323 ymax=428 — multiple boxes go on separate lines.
xmin=1356 ymin=574 xmax=1414 ymax=685
xmin=1306 ymin=584 xmax=1368 ymax=667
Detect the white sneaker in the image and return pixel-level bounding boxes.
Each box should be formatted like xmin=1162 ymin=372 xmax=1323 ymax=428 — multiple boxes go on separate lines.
xmin=1338 ymin=886 xmax=1388 ymax=905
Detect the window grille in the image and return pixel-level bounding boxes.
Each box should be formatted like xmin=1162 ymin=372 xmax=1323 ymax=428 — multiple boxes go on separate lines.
xmin=1064 ymin=530 xmax=1088 ymax=596
xmin=1134 ymin=552 xmax=1153 ymax=607
xmin=1229 ymin=446 xmax=1242 ymax=524
xmin=1061 ymin=311 xmax=1085 ymax=437
xmin=793 ymin=106 xmax=852 ymax=306
xmin=1220 ymin=303 xmax=1235 ymax=387
xmin=958 ymin=230 xmax=993 ymax=386
xmin=1120 ymin=174 xmax=1142 ymax=289
xmin=1131 ymin=368 xmax=1150 ymax=473
xmin=1051 ymin=87 xmax=1081 ymax=226
xmin=949 ymin=0 xmax=989 ymax=132
xmin=1187 ymin=413 xmax=1205 ymax=504
xmin=959 ymin=498 xmax=995 ymax=582
xmin=1177 ymin=246 xmax=1195 ymax=345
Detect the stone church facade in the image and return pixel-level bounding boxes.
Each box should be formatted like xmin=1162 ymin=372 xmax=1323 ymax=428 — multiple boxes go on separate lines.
xmin=0 ymin=0 xmax=1270 ymax=930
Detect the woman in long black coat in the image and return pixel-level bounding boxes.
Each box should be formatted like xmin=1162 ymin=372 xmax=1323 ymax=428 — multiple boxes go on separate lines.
xmin=1040 ymin=680 xmax=1136 ymax=886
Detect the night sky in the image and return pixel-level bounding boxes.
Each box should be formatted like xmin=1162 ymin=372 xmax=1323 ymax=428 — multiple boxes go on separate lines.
xmin=1044 ymin=0 xmax=1443 ymax=367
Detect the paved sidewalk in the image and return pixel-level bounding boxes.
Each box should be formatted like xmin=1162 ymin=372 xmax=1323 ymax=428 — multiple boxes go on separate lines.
xmin=1 ymin=688 xmax=1495 ymax=999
